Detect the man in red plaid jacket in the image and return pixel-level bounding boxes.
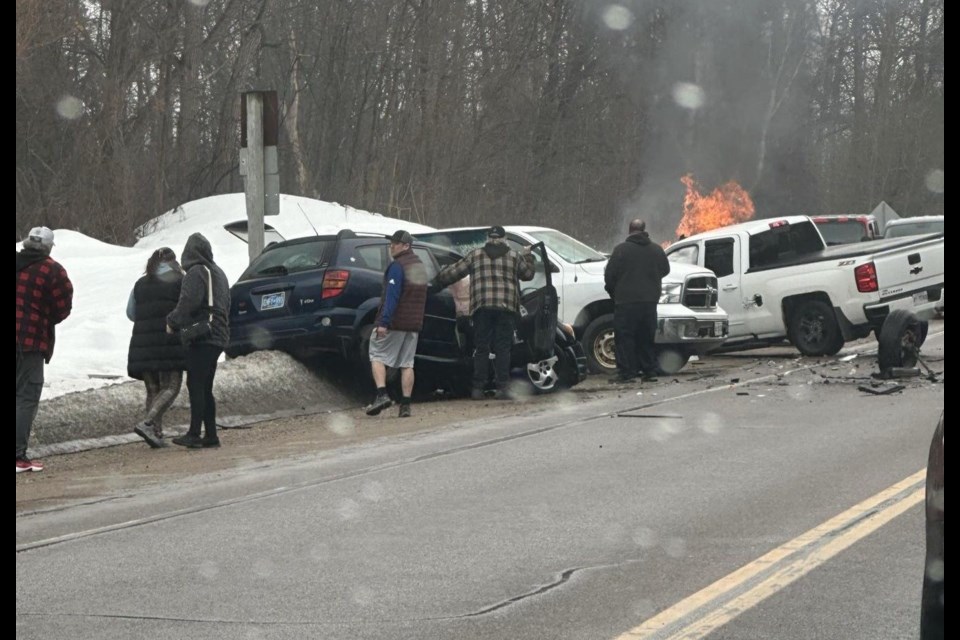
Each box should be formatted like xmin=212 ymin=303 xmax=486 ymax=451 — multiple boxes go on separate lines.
xmin=435 ymin=225 xmax=535 ymax=400
xmin=16 ymin=227 xmax=73 ymax=473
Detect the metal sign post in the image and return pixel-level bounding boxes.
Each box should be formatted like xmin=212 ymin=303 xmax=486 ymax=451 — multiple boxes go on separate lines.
xmin=239 ymin=90 xmax=279 ymax=264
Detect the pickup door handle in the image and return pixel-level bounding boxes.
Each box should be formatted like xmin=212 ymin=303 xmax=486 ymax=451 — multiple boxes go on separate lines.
xmin=722 ymin=284 xmax=739 ymax=291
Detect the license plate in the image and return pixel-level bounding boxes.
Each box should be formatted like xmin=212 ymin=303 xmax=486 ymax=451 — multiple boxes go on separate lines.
xmin=912 ymin=291 xmax=929 ymax=305
xmin=714 ymin=321 xmax=725 ymax=336
xmin=260 ymin=292 xmax=286 ymax=310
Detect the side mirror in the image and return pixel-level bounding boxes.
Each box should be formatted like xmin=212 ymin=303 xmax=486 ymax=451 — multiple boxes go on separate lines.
xmin=548 ymin=262 xmax=560 ymax=274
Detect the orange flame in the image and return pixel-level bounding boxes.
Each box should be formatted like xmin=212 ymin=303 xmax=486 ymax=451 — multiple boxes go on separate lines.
xmin=675 ymin=174 xmax=755 ymax=239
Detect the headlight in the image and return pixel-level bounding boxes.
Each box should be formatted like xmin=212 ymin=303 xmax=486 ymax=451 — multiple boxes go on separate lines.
xmin=659 ymin=282 xmax=682 ymax=304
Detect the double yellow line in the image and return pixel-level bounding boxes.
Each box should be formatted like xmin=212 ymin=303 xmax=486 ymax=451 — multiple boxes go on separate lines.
xmin=616 ymin=470 xmax=926 ymax=640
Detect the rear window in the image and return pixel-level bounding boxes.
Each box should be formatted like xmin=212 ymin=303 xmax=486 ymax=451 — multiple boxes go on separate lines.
xmin=341 ymin=244 xmax=388 ymax=272
xmin=748 ymin=221 xmax=823 ymax=269
xmin=237 ymin=239 xmax=334 ymax=281
xmin=814 ymin=220 xmax=872 ymax=245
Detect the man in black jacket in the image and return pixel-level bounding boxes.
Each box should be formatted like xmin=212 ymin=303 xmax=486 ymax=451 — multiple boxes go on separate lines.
xmin=604 ymin=219 xmax=670 ymax=383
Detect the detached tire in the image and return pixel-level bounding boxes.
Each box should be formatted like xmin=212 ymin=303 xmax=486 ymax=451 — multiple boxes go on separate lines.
xmin=582 ymin=314 xmax=617 ymax=374
xmin=788 ymin=299 xmax=843 ymax=356
xmin=878 ymin=310 xmax=924 ymax=370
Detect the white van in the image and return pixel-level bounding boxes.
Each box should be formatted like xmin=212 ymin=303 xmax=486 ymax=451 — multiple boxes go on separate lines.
xmin=883 ymin=215 xmax=944 ymax=238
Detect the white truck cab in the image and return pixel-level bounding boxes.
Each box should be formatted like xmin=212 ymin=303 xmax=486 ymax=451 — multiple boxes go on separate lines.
xmin=416 ymin=226 xmax=729 ymax=374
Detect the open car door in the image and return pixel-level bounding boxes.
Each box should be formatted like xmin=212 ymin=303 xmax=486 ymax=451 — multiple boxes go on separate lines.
xmin=518 ymin=242 xmax=558 ymax=361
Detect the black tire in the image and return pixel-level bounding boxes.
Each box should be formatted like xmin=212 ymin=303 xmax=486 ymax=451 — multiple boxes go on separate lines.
xmin=582 ymin=314 xmax=617 ymax=374
xmin=655 ymin=348 xmax=690 ymax=375
xmin=878 ymin=309 xmax=923 ymax=370
xmin=357 ymin=324 xmax=375 ymax=372
xmin=355 ymin=324 xmax=377 ymax=394
xmin=555 ymin=348 xmax=581 ymax=388
xmin=788 ymin=299 xmax=843 ymax=356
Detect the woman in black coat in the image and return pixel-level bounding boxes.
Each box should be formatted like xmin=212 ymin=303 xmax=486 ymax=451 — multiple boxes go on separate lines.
xmin=126 ymin=247 xmax=187 ymax=448
xmin=166 ymin=233 xmax=231 ymax=449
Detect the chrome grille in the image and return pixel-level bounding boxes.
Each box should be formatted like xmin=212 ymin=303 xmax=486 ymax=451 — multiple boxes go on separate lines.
xmin=683 ymin=275 xmax=718 ymax=308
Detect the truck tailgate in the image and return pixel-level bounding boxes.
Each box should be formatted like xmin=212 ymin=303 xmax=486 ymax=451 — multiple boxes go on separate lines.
xmin=873 ymin=236 xmax=944 ymax=299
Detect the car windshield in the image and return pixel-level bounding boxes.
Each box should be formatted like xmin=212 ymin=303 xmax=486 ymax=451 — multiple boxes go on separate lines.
xmin=668 ymin=245 xmax=699 ymax=265
xmin=525 ymin=229 xmax=606 ymax=263
xmin=885 ymin=220 xmax=944 ymax=238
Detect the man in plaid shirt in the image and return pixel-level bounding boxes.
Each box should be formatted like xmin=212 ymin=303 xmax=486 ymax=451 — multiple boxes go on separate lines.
xmin=435 ymin=225 xmax=535 ymax=400
xmin=16 ymin=227 xmax=73 ymax=473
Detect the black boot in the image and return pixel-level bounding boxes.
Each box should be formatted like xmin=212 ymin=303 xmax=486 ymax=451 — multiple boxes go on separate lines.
xmin=365 ymin=389 xmax=393 ymax=416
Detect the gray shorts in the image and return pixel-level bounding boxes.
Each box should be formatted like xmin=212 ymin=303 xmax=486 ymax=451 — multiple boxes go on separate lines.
xmin=368 ymin=329 xmax=419 ymax=369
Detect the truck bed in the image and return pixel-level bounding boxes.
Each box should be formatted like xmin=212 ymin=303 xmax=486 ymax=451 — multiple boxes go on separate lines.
xmin=748 ymin=233 xmax=944 ymax=274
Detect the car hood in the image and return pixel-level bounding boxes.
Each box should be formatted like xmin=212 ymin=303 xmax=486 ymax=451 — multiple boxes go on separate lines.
xmin=576 ymin=260 xmax=608 ymax=276
xmin=665 ymin=261 xmax=715 ymax=283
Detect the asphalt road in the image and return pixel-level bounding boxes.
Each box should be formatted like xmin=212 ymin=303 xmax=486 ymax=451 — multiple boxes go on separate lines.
xmin=16 ymin=324 xmax=944 ymax=640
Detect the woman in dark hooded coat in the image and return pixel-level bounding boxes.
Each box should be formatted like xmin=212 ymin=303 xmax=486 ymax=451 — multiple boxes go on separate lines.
xmin=165 ymin=233 xmax=231 ymax=449
xmin=126 ymin=247 xmax=186 ymax=448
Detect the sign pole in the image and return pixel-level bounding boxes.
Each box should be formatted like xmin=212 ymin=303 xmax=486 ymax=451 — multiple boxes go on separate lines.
xmin=243 ymin=92 xmax=265 ymax=263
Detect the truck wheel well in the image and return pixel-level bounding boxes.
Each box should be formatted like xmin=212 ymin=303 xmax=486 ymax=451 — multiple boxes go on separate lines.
xmin=783 ymin=293 xmax=844 ymax=357
xmin=781 ymin=292 xmax=833 ymax=327
xmin=574 ymin=299 xmax=614 ymax=337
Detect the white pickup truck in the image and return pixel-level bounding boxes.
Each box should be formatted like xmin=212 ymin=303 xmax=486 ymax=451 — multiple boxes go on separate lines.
xmin=416 ymin=226 xmax=729 ymax=374
xmin=664 ymin=216 xmax=944 ymax=363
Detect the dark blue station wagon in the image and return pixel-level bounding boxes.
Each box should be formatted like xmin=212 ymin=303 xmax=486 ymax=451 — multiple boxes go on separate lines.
xmin=227 ymin=229 xmax=587 ymax=394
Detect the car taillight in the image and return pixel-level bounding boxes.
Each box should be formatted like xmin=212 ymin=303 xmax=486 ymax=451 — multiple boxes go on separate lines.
xmin=855 ymin=262 xmax=878 ymax=293
xmin=321 ymin=270 xmax=350 ymax=299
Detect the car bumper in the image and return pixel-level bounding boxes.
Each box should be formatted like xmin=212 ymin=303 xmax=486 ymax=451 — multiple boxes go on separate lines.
xmin=228 ymin=309 xmax=359 ymax=356
xmin=656 ymin=315 xmax=730 ymax=353
xmin=862 ymin=284 xmax=944 ymax=329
